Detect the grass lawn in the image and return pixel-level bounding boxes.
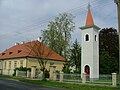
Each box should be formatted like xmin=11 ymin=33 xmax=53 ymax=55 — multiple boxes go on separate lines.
xmin=0 ymin=75 xmax=119 ymax=90
xmin=87 ymin=79 xmax=112 ymax=85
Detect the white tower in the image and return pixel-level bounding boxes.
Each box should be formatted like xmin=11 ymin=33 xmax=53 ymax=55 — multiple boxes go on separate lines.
xmin=80 ymin=5 xmax=100 ymax=80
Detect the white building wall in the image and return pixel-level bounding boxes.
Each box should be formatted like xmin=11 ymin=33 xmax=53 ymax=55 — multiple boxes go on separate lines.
xmin=93 ymin=29 xmax=99 ymax=79
xmin=2 ymin=70 xmax=14 ymax=76
xmin=81 ymin=27 xmax=99 ymax=80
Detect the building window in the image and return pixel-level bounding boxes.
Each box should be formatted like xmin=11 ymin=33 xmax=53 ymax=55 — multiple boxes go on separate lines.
xmin=4 ymin=61 xmax=6 ymax=69
xmin=18 ymin=50 xmax=22 ymax=53
xmin=14 ymin=61 xmax=17 ymax=69
xmin=20 ymin=61 xmax=23 ymax=67
xmin=0 ymin=61 xmax=2 ymax=69
xmin=9 ymin=61 xmax=12 ymax=69
xmin=9 ymin=52 xmax=13 ymax=55
xmin=50 ymin=63 xmax=54 ymax=66
xmin=85 ymin=34 xmax=89 ymax=41
xmin=95 ymin=35 xmax=97 ymax=41
xmin=2 ymin=53 xmax=5 ymax=55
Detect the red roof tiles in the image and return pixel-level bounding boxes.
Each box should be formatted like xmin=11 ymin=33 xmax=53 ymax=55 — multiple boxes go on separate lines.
xmin=85 ymin=8 xmax=94 ymax=26
xmin=0 ymin=40 xmax=65 ymax=61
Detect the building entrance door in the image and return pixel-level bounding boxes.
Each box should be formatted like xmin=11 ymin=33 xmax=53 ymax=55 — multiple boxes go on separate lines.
xmin=84 ymin=65 xmax=90 ymax=80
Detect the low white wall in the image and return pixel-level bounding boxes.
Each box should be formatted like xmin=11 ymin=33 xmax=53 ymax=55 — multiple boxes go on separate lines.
xmin=2 ymin=70 xmax=14 ymax=76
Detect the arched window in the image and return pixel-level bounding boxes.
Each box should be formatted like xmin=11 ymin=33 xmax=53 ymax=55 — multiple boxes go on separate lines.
xmin=85 ymin=34 xmax=89 ymax=41
xmin=95 ymin=35 xmax=97 ymax=41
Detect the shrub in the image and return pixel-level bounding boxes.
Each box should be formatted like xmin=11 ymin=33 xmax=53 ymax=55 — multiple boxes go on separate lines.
xmin=12 ymin=67 xmax=31 ymax=76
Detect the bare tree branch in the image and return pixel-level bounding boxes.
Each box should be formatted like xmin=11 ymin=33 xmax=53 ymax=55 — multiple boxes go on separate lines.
xmin=25 ymin=40 xmax=53 ymax=80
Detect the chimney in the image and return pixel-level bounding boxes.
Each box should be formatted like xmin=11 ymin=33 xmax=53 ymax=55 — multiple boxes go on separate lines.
xmin=21 ymin=41 xmax=25 ymax=44
xmin=15 ymin=43 xmax=19 ymax=45
xmin=37 ymin=37 xmax=42 ymax=42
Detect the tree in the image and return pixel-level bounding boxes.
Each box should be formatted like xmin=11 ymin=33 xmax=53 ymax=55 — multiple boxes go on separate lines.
xmin=62 ymin=61 xmax=71 ymax=73
xmin=99 ymin=28 xmax=119 ymax=57
xmin=69 ymin=40 xmax=81 ymax=73
xmin=99 ymin=50 xmax=118 ymax=74
xmin=26 ymin=40 xmax=53 ymax=80
xmin=62 ymin=40 xmax=81 ymax=73
xmin=99 ymin=28 xmax=119 ymax=74
xmin=42 ymin=13 xmax=75 ymax=58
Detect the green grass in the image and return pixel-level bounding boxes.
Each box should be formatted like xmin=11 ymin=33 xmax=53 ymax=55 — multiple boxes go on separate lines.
xmin=0 ymin=74 xmax=26 ymax=80
xmin=20 ymin=79 xmax=118 ymax=90
xmin=0 ymin=75 xmax=119 ymax=90
xmin=87 ymin=79 xmax=112 ymax=85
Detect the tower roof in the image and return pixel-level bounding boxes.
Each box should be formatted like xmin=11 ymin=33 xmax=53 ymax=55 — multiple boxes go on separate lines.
xmin=79 ymin=4 xmax=100 ymax=30
xmin=85 ymin=5 xmax=94 ymax=26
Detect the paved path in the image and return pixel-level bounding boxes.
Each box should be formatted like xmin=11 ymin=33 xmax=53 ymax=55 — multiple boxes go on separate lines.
xmin=0 ymin=78 xmax=67 ymax=90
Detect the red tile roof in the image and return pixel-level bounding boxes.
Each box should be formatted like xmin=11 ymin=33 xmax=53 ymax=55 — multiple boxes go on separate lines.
xmin=85 ymin=8 xmax=94 ymax=26
xmin=0 ymin=40 xmax=65 ymax=61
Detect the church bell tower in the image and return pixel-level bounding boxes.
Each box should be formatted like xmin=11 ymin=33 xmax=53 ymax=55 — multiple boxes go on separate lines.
xmin=80 ymin=5 xmax=100 ymax=80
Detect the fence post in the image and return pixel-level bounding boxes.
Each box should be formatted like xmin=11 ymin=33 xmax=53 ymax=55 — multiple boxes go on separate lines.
xmin=60 ymin=71 xmax=63 ymax=82
xmin=27 ymin=70 xmax=30 ymax=78
xmin=16 ymin=70 xmax=18 ymax=77
xmin=112 ymin=73 xmax=117 ymax=87
xmin=53 ymin=72 xmax=56 ymax=81
xmin=82 ymin=73 xmax=86 ymax=84
xmin=49 ymin=65 xmax=56 ymax=80
xmin=31 ymin=66 xmax=36 ymax=79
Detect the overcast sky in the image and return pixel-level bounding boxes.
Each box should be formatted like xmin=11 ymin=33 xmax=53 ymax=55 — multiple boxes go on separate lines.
xmin=0 ymin=0 xmax=118 ymax=52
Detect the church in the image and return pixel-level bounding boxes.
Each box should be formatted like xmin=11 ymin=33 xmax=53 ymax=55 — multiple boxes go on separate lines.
xmin=80 ymin=5 xmax=100 ymax=80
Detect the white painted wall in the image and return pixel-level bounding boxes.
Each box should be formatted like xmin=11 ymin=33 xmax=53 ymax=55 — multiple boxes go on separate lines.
xmin=2 ymin=70 xmax=14 ymax=76
xmin=81 ymin=26 xmax=99 ymax=80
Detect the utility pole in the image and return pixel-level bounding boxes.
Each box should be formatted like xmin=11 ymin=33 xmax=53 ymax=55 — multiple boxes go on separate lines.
xmin=114 ymin=0 xmax=120 ymax=86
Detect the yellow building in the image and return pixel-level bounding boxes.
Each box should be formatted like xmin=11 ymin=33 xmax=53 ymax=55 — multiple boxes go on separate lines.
xmin=0 ymin=40 xmax=65 ymax=75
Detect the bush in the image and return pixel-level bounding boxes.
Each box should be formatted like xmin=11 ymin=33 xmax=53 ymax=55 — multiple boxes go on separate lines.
xmin=12 ymin=67 xmax=31 ymax=76
xmin=15 ymin=67 xmax=31 ymax=71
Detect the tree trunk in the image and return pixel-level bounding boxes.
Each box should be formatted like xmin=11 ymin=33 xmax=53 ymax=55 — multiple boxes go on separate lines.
xmin=42 ymin=69 xmax=46 ymax=80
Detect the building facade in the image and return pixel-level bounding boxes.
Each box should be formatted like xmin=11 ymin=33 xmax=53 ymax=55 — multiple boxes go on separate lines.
xmin=0 ymin=40 xmax=65 ymax=75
